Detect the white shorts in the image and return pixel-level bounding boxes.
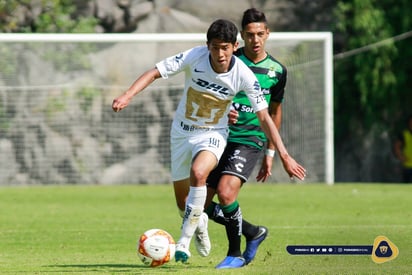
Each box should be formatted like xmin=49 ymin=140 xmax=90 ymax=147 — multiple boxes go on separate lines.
xmin=170 ymin=125 xmax=228 ymax=181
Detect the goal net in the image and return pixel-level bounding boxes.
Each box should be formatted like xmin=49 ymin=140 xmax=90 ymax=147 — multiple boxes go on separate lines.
xmin=0 ymin=33 xmax=333 ymax=185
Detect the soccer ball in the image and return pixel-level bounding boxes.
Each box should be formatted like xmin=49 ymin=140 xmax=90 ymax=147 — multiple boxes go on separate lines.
xmin=137 ymin=229 xmax=176 ymax=267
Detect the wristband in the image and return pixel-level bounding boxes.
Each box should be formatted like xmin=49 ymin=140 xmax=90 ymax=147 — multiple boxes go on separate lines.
xmin=265 ymin=149 xmax=275 ymax=157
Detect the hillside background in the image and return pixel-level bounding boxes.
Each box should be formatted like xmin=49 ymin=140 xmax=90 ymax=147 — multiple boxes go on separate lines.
xmin=0 ymin=0 xmax=411 ymax=183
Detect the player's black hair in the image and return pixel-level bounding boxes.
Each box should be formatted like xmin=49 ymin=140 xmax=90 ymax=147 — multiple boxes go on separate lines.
xmin=207 ymin=19 xmax=238 ymax=44
xmin=241 ymin=8 xmax=268 ymax=30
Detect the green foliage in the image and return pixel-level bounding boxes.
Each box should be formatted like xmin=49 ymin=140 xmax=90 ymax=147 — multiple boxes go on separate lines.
xmin=333 ymin=0 xmax=412 ymax=140
xmin=0 ymin=1 xmax=21 ymax=32
xmin=39 ymin=42 xmax=96 ymax=71
xmin=0 ymin=95 xmax=9 ymax=132
xmin=0 ymin=0 xmax=98 ymax=33
xmin=77 ymin=86 xmax=100 ymax=113
xmin=0 ymin=44 xmax=19 ymax=85
xmin=0 ymin=184 xmax=411 ymax=274
xmin=45 ymin=89 xmax=68 ymax=118
xmin=34 ymin=0 xmax=98 ymax=33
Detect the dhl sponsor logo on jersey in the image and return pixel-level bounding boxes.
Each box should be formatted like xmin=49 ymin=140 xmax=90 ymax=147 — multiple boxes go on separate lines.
xmin=192 ymin=78 xmax=231 ymax=95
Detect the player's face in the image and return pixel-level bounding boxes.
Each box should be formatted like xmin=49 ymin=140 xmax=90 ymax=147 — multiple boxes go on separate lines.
xmin=241 ymin=22 xmax=269 ymax=61
xmin=207 ymin=39 xmax=238 ymax=73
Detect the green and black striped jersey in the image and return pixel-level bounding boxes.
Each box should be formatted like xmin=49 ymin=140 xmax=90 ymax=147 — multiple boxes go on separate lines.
xmin=228 ymin=47 xmax=287 ymax=149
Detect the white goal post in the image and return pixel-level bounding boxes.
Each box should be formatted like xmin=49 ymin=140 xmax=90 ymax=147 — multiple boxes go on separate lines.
xmin=0 ymin=32 xmax=333 ymax=185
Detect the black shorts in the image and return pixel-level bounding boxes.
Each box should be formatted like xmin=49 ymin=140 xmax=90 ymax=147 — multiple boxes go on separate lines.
xmin=207 ymin=142 xmax=262 ymax=189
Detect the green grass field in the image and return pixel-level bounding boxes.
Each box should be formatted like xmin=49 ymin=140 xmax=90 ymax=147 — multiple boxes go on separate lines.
xmin=0 ymin=183 xmax=411 ymax=274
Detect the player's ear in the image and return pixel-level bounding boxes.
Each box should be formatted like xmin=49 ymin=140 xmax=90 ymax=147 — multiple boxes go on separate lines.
xmin=233 ymin=41 xmax=239 ymax=51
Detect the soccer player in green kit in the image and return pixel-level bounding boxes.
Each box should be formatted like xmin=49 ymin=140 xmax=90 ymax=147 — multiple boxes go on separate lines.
xmin=204 ymin=8 xmax=290 ymax=268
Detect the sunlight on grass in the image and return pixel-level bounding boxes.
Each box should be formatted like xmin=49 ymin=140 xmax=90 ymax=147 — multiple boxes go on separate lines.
xmin=0 ymin=183 xmax=411 ymax=274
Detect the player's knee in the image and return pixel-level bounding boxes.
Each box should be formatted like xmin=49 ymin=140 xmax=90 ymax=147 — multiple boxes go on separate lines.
xmin=217 ymin=191 xmax=235 ymax=206
xmin=190 ymin=168 xmax=209 ymax=185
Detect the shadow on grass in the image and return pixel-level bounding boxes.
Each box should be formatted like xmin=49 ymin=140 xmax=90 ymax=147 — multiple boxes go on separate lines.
xmin=48 ymin=263 xmax=200 ymax=273
xmin=51 ymin=264 xmax=142 ymax=268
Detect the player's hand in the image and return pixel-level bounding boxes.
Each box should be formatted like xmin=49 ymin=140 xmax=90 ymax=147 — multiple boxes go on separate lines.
xmin=256 ymin=155 xmax=274 ymax=182
xmin=228 ymin=109 xmax=239 ymax=124
xmin=280 ymin=154 xmax=306 ymax=181
xmin=112 ymin=94 xmax=131 ymax=112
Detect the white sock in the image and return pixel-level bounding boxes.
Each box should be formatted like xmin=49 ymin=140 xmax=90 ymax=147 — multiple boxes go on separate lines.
xmin=178 ymin=186 xmax=206 ymax=247
xmin=197 ymin=212 xmax=206 ymax=229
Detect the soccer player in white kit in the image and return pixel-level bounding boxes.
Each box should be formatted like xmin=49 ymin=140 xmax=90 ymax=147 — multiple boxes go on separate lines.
xmin=112 ymin=19 xmax=306 ymax=264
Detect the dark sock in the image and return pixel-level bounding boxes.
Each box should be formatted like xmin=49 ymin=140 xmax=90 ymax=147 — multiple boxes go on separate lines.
xmin=221 ymin=201 xmax=242 ymax=257
xmin=206 ymin=201 xmax=260 ymax=242
xmin=242 ymin=219 xmax=260 ymax=241
xmin=205 ymin=201 xmax=227 ymax=226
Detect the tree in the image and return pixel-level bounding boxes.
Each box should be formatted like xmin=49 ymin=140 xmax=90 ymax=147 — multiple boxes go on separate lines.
xmin=332 ymin=0 xmax=412 ymax=181
xmin=0 ymin=0 xmax=97 ymax=33
xmin=333 ymin=0 xmax=412 ymax=140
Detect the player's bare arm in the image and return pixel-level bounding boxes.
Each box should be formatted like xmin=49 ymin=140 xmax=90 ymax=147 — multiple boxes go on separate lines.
xmin=256 ymin=109 xmax=306 ymax=180
xmin=256 ymin=101 xmax=282 ymax=182
xmin=112 ymin=68 xmax=161 ymax=112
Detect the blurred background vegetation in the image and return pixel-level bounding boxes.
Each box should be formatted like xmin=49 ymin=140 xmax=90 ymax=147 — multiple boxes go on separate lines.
xmin=0 ymin=0 xmax=411 ymax=182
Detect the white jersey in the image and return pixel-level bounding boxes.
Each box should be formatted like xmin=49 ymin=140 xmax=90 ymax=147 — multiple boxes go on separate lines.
xmin=156 ymin=46 xmax=268 ymax=133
